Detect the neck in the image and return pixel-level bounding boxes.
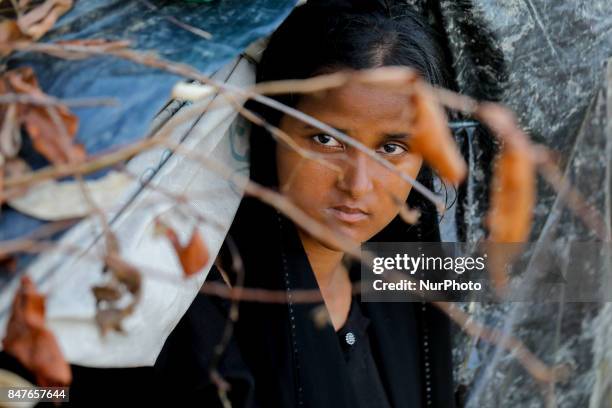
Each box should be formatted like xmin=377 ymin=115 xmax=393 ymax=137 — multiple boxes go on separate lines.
xmin=297 ymin=229 xmax=345 ymax=290
xmin=297 ymin=228 xmax=354 ymax=331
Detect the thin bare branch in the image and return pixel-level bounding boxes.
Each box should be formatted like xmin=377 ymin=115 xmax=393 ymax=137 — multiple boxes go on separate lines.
xmin=0 ymin=93 xmax=117 ymax=108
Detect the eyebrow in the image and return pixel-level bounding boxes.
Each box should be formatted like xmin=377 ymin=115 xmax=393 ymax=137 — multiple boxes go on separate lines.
xmin=381 ymin=133 xmax=411 ymax=142
xmin=302 ymin=124 xmax=349 ymax=134
xmin=301 ymin=124 xmax=411 ymax=143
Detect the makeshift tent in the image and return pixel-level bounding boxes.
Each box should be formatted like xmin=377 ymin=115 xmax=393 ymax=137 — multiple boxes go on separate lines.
xmin=0 ymin=0 xmax=296 ymax=367
xmin=1 ymin=0 xmax=611 ymax=406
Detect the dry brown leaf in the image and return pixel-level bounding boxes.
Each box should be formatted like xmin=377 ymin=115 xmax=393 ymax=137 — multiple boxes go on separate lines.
xmin=478 ymin=103 xmax=536 ymax=243
xmin=174 ymin=228 xmax=209 ymax=277
xmin=0 ymin=19 xmax=29 ymax=57
xmin=17 ymin=0 xmax=72 ymax=41
xmin=0 ymin=0 xmax=72 ymax=56
xmin=89 ymin=247 xmax=142 ymax=336
xmin=104 ymin=253 xmax=142 ymax=295
xmin=1 ymin=66 xmax=85 ymax=165
xmin=349 ymin=67 xmax=467 ymax=185
xmin=91 ymin=284 xmax=122 ymax=304
xmin=474 ymin=104 xmax=536 ymax=295
xmin=486 ymin=145 xmax=536 ymax=243
xmin=1 ymin=276 xmax=72 ymax=387
xmin=94 ymin=307 xmax=127 ymax=336
xmin=409 ymin=81 xmax=467 ymax=185
xmin=157 ymin=222 xmax=210 ymax=277
xmin=93 ymin=252 xmax=142 ymax=336
xmin=21 ymin=105 xmax=84 ymax=164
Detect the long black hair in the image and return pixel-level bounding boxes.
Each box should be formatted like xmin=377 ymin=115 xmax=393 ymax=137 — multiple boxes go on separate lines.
xmin=247 ymin=1 xmax=458 ymax=244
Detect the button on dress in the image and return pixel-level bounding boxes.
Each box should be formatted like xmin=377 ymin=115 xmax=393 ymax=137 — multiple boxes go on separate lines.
xmin=336 ymin=297 xmax=392 ymax=408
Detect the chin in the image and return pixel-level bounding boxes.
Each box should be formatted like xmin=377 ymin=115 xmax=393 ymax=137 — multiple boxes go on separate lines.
xmin=328 ymin=224 xmax=368 ymax=248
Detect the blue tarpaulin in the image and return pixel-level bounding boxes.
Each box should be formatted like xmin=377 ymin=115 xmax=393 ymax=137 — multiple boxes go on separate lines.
xmin=1 ymin=0 xmax=297 ymax=241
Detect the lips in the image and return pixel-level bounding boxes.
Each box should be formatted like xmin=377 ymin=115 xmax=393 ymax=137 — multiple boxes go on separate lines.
xmin=326 ymin=205 xmax=370 ymax=223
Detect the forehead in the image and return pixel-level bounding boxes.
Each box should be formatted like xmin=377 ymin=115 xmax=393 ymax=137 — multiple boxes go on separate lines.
xmin=292 ymin=81 xmax=413 ymax=133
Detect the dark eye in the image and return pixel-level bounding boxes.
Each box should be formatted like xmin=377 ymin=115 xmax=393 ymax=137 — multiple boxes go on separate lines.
xmin=377 ymin=143 xmax=407 ymax=156
xmin=311 ymin=134 xmax=342 ymax=148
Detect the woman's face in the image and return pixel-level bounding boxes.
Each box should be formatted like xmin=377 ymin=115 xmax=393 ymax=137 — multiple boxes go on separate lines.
xmin=276 ymin=80 xmax=423 ymax=249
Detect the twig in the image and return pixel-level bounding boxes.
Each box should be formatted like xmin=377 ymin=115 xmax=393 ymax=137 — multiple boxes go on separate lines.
xmin=0 ymin=93 xmax=117 ymax=108
xmin=138 ymin=0 xmax=213 ymax=40
xmin=437 ymin=301 xmax=570 ymax=385
xmin=534 ymin=145 xmax=610 ymax=240
xmin=11 ymin=42 xmax=445 ymax=210
xmin=228 ymin=94 xmax=421 ymax=223
xmin=207 ymin=236 xmax=243 ymax=405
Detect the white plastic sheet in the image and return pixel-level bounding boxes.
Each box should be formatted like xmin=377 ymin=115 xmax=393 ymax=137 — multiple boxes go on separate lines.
xmin=0 ymin=56 xmax=253 ymax=367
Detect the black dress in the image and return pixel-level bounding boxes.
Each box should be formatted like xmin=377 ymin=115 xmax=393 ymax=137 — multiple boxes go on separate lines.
xmin=0 ymin=195 xmax=457 ymax=407
xmin=336 ymin=297 xmax=392 ymax=408
xmin=155 ymin=196 xmax=457 ymax=407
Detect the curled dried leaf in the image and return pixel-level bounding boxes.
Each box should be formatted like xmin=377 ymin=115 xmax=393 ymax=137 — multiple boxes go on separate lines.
xmin=22 ymin=104 xmax=83 ymax=164
xmin=95 ymin=254 xmax=141 ymax=336
xmin=1 ymin=276 xmax=72 ymax=387
xmin=0 ymin=0 xmax=72 ymax=57
xmin=17 ymin=0 xmax=73 ymax=41
xmin=1 ymin=67 xmax=85 ymax=165
xmin=104 ymin=253 xmax=142 ymax=295
xmin=408 ymin=81 xmax=467 ymax=185
xmin=479 ymin=104 xmax=536 ymax=243
xmin=95 ymin=307 xmax=127 ymax=336
xmin=91 ymin=284 xmax=122 ymax=304
xmin=486 ymin=145 xmax=535 ymax=243
xmin=157 ymin=221 xmax=209 ymax=277
xmin=175 ymin=228 xmax=209 ymax=277
xmin=0 ymin=20 xmax=29 ymax=57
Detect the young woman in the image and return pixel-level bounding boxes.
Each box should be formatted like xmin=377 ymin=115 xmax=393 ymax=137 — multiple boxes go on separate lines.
xmin=155 ymin=2 xmax=458 ymax=407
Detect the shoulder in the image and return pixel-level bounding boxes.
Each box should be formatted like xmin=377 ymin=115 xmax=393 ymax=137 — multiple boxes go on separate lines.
xmin=153 ymin=264 xmax=257 ymax=406
xmin=155 ymin=264 xmax=231 ymax=367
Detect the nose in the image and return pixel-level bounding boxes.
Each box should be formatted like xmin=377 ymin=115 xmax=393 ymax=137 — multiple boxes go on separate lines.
xmin=336 ymin=151 xmax=374 ymax=199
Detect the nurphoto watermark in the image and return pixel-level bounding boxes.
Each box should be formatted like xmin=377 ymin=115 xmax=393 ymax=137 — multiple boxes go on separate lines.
xmin=360 ymin=242 xmax=612 ymax=303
